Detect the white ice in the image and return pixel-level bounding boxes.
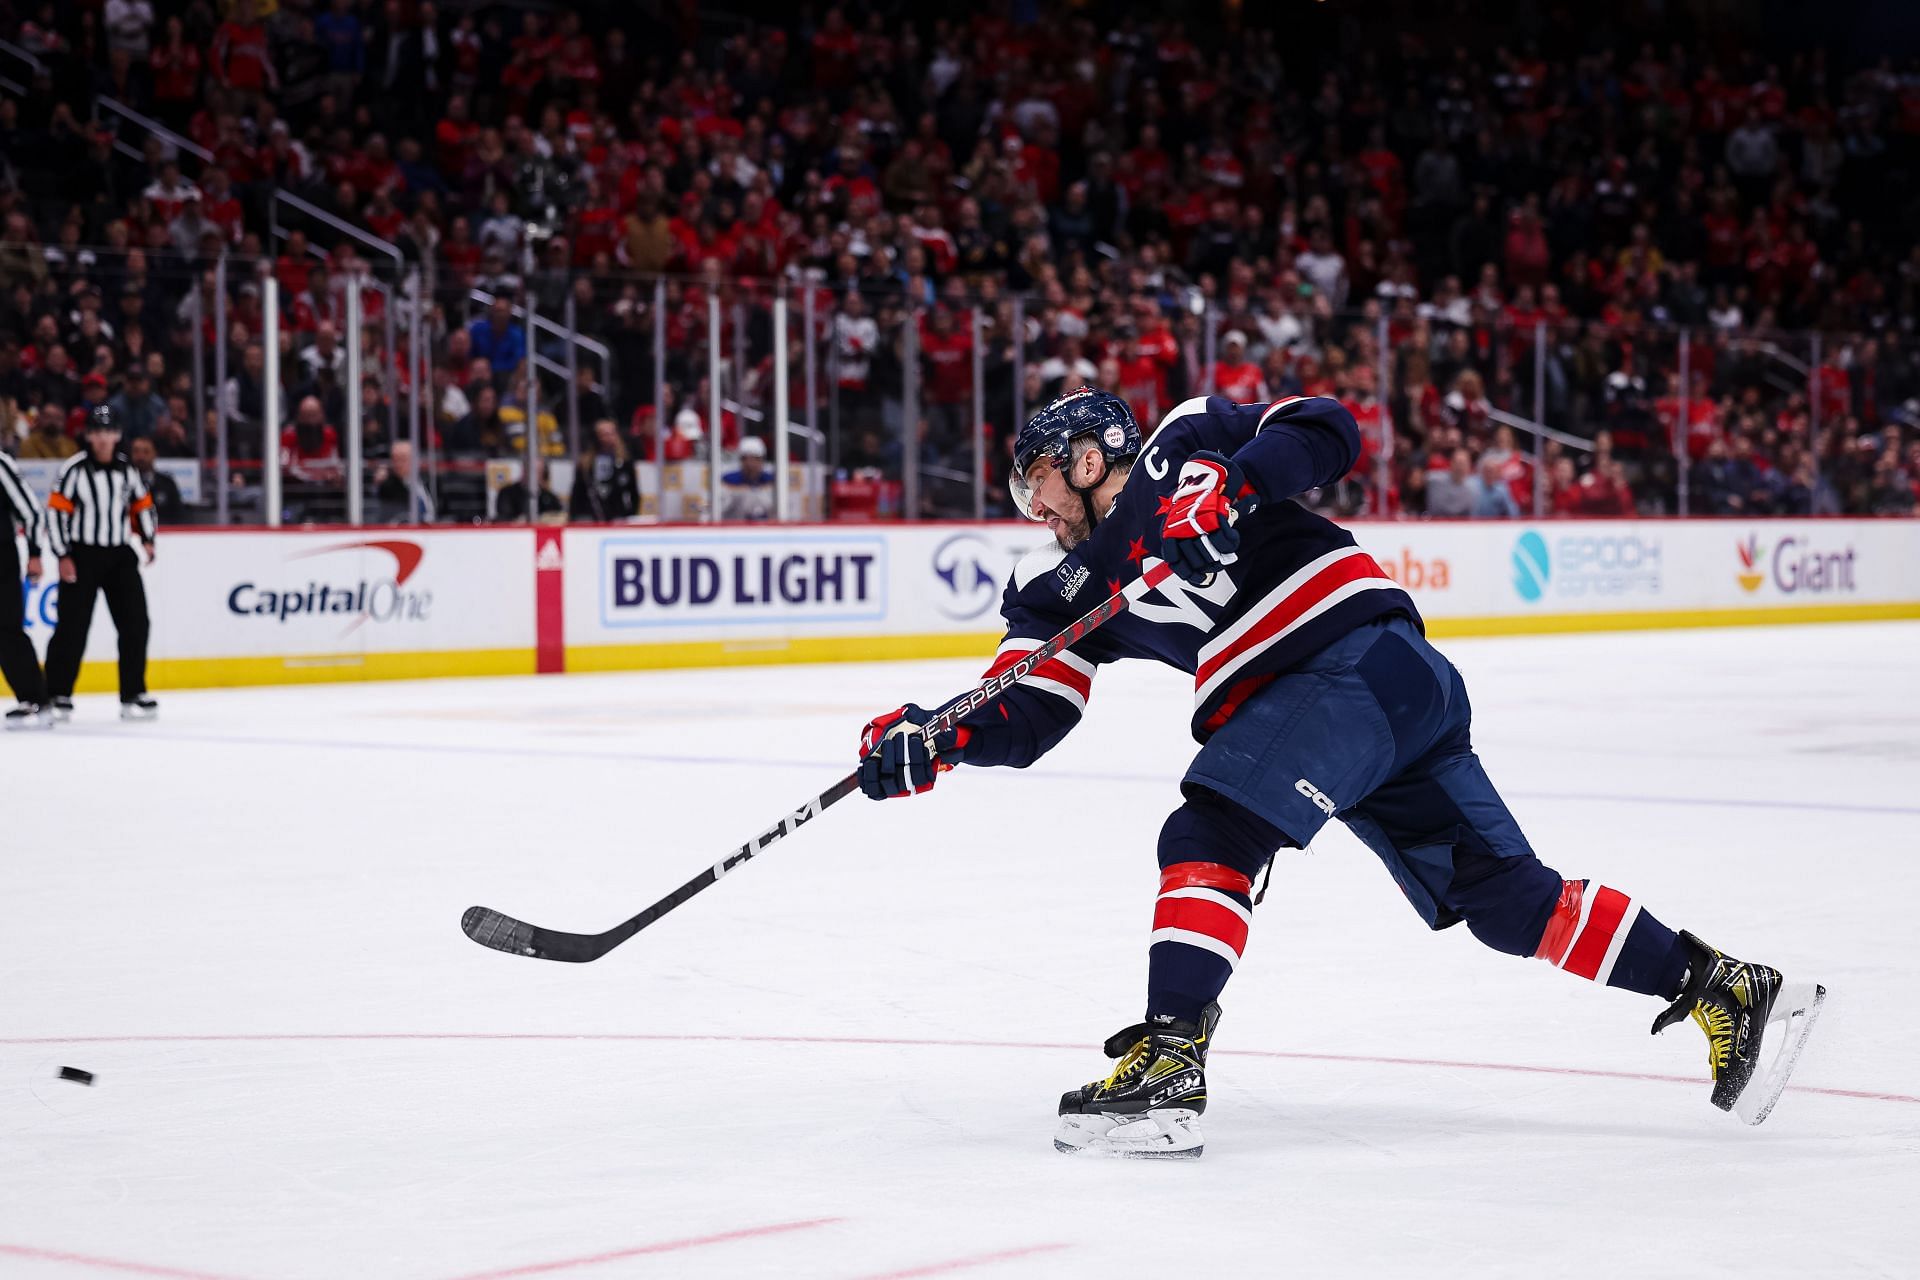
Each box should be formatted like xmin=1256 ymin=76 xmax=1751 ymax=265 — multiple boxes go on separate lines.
xmin=5 ymin=622 xmax=1919 ymax=1280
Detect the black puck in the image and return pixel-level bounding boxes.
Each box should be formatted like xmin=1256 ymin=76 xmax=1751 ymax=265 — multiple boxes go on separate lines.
xmin=58 ymin=1066 xmax=95 ymax=1086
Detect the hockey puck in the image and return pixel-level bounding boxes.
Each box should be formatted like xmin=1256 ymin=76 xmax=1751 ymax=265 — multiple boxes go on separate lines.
xmin=57 ymin=1066 xmax=95 ymax=1086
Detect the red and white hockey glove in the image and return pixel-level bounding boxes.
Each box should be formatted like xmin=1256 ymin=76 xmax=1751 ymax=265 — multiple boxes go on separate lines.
xmin=1160 ymin=450 xmax=1258 ymax=585
xmin=858 ymin=704 xmax=973 ymax=800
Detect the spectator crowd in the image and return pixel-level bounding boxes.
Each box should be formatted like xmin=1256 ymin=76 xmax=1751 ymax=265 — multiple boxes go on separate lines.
xmin=3 ymin=0 xmax=1919 ymax=521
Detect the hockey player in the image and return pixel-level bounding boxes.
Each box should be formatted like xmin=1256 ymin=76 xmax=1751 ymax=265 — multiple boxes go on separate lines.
xmin=856 ymin=387 xmax=1823 ymax=1158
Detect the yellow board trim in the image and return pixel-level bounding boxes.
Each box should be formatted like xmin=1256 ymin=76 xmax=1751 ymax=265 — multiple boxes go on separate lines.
xmin=71 ymin=647 xmax=535 ymax=693
xmin=62 ymin=601 xmax=1920 ymax=692
xmin=1424 ymin=600 xmax=1920 ymax=637
xmin=563 ymin=631 xmax=1001 ymax=673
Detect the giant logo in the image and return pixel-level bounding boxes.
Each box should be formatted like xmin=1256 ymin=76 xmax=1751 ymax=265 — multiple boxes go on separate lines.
xmin=1510 ymin=530 xmax=1661 ymax=604
xmin=929 ymin=532 xmax=1002 ymax=620
xmin=1736 ymin=534 xmax=1857 ymax=595
xmin=227 ymin=539 xmax=433 ymax=634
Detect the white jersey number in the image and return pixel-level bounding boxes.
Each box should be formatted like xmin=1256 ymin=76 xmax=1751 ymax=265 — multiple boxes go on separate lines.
xmin=1129 ymin=556 xmax=1238 ymax=630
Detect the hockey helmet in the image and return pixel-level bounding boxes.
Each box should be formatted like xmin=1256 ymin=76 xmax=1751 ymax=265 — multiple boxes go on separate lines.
xmin=1009 ymin=386 xmax=1141 ymax=521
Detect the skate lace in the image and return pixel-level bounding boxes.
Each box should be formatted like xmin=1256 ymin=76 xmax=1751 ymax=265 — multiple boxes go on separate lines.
xmin=1101 ymin=1038 xmax=1153 ymax=1091
xmin=1691 ymin=1002 xmax=1734 ymax=1077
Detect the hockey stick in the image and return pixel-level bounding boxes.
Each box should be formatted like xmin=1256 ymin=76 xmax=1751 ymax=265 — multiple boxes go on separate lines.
xmin=461 ymin=559 xmax=1179 ymax=963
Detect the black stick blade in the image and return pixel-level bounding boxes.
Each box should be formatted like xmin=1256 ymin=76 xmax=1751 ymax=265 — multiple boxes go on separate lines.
xmin=462 ymin=905 xmax=540 ymax=954
xmin=461 ymin=905 xmax=610 ymax=962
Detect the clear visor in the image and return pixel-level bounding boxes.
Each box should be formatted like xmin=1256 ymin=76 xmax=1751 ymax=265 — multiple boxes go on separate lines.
xmin=1008 ymin=454 xmax=1056 ymax=521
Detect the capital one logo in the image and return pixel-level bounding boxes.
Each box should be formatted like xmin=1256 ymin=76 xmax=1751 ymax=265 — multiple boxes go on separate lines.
xmin=929 ymin=532 xmax=1001 ymax=620
xmin=227 ymin=539 xmax=434 ymax=634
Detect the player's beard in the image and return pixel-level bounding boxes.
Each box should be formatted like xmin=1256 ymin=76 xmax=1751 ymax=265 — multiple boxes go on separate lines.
xmin=1048 ymin=506 xmax=1092 ymax=551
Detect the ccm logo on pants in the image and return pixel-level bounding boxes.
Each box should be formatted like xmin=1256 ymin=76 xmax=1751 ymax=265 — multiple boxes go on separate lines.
xmin=1295 ymin=778 xmax=1336 ymax=815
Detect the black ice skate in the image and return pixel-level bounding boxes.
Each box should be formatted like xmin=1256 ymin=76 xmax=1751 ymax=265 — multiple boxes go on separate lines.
xmin=1054 ymin=1003 xmax=1219 ymax=1158
xmin=49 ymin=696 xmax=74 ymax=722
xmin=119 ymin=694 xmax=158 ymax=721
xmin=1652 ymin=931 xmax=1825 ymax=1125
xmin=4 ymin=702 xmax=53 ymax=731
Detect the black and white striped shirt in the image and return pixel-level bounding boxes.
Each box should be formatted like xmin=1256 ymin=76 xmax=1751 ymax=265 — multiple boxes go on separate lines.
xmin=45 ymin=453 xmax=157 ymax=556
xmin=1 ymin=451 xmax=46 ymax=556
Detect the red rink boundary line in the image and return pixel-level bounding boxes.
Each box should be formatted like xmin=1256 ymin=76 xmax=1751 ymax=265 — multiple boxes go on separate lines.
xmin=2 ymin=1031 xmax=1911 ymax=1107
xmin=850 ymin=1243 xmax=1072 ymax=1279
xmin=0 ymin=1244 xmax=248 ymax=1280
xmin=441 ymin=1218 xmax=843 ymax=1280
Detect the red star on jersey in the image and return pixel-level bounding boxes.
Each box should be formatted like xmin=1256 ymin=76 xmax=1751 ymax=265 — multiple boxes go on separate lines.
xmin=1107 ymin=577 xmax=1125 ymax=595
xmin=1156 ymin=495 xmax=1175 ymax=516
xmin=1126 ymin=536 xmax=1149 ymax=564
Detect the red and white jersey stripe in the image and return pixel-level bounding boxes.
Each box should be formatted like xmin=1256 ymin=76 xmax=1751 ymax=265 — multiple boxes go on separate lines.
xmin=1535 ymin=881 xmax=1643 ymax=984
xmin=1194 ymin=546 xmax=1402 ymax=705
xmin=1256 ymin=396 xmax=1308 ymax=429
xmin=983 ymin=639 xmax=1096 ymax=713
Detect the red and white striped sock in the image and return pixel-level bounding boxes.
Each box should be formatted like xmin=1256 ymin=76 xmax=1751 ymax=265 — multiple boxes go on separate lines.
xmin=1533 ymin=879 xmax=1686 ymax=997
xmin=1146 ymin=862 xmax=1253 ymax=1024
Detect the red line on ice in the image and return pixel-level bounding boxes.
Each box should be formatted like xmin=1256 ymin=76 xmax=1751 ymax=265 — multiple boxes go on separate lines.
xmin=1 ymin=1032 xmax=1911 ymax=1107
xmin=851 ymin=1242 xmax=1072 ymax=1279
xmin=0 ymin=1243 xmax=250 ymax=1280
xmin=438 ymin=1218 xmax=842 ymax=1280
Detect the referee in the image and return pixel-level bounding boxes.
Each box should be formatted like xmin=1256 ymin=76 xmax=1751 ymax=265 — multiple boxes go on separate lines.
xmin=44 ymin=406 xmax=159 ymax=721
xmin=1 ymin=447 xmax=53 ymax=729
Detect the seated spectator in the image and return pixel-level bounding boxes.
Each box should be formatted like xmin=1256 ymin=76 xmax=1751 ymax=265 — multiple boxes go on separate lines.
xmin=720 ymin=436 xmax=776 ymax=521
xmin=1426 ymin=448 xmax=1476 ymax=518
xmin=18 ymin=404 xmax=78 ymax=459
xmin=1561 ymin=458 xmax=1637 ymax=517
xmin=447 ymin=385 xmax=505 ymax=457
xmin=373 ymin=441 xmax=436 ymax=523
xmin=1549 ymin=456 xmax=1583 ymax=516
xmin=109 ymin=367 xmax=169 ymax=442
xmin=129 ymin=436 xmax=184 ymax=523
xmin=1689 ymin=438 xmax=1751 ymax=515
xmin=568 ymin=418 xmax=640 ymax=521
xmin=281 ymin=395 xmax=345 ymax=486
xmin=494 ymin=456 xmax=563 ymax=522
xmin=467 ymin=297 xmax=527 ymax=381
xmin=1468 ymin=454 xmax=1523 ymax=519
xmin=1210 ymin=331 xmax=1267 ymax=402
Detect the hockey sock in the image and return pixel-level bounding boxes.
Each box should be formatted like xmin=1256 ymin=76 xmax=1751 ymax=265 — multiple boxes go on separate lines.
xmin=1146 ymin=861 xmax=1254 ymax=1025
xmin=1533 ymin=880 xmax=1690 ymax=1000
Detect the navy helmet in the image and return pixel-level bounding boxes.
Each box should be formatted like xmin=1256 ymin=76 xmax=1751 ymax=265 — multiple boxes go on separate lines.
xmin=1009 ymin=386 xmax=1141 ymax=520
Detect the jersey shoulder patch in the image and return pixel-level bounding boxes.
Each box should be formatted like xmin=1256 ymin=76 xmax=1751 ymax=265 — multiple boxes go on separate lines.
xmin=1011 ymin=540 xmax=1069 ymax=591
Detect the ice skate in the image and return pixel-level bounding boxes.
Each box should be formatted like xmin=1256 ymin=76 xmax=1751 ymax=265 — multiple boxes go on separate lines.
xmin=1054 ymin=1003 xmax=1218 ymax=1158
xmin=1653 ymin=931 xmax=1825 ymax=1125
xmin=120 ymin=694 xmax=159 ymax=721
xmin=4 ymin=702 xmax=53 ymax=731
xmin=49 ymin=696 xmax=74 ymax=722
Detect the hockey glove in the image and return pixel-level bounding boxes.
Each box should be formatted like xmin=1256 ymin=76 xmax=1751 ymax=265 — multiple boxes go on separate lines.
xmin=858 ymin=704 xmax=972 ymax=800
xmin=1160 ymin=450 xmax=1259 ymax=586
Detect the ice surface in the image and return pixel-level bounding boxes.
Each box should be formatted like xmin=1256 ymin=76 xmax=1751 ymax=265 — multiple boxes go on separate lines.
xmin=5 ymin=622 xmax=1919 ymax=1279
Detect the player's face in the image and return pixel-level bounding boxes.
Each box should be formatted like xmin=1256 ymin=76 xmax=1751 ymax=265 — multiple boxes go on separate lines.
xmin=1023 ymin=456 xmax=1092 ymax=550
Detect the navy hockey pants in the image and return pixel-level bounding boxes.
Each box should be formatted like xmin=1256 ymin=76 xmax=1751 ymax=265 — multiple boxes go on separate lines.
xmin=1183 ymin=614 xmax=1559 ymax=953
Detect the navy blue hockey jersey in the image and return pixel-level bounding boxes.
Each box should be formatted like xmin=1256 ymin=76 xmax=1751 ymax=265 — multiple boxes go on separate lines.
xmin=958 ymin=395 xmax=1420 ymax=768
